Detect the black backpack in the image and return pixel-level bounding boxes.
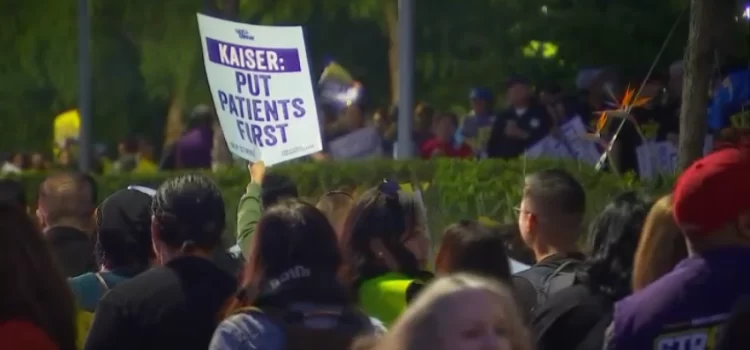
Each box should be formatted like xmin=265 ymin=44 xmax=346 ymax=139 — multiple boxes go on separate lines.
xmin=515 ymin=259 xmax=587 ymax=312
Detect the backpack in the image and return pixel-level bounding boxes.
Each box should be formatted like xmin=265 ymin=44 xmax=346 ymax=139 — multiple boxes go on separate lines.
xmin=234 ymin=305 xmax=372 ymax=350
xmin=75 ymin=273 xmax=111 ymax=350
xmin=516 ymin=259 xmax=586 ymax=312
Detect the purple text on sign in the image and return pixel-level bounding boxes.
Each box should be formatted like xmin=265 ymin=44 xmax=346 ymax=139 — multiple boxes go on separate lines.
xmin=205 ymin=37 xmax=301 ymax=73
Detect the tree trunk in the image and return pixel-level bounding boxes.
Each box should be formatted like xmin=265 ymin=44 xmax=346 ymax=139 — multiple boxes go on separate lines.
xmin=677 ymin=0 xmax=714 ymax=171
xmin=384 ymin=0 xmax=399 ymax=105
xmin=210 ymin=0 xmax=240 ymax=171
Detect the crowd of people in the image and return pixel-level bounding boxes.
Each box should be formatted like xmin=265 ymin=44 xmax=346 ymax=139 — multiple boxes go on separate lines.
xmin=3 ymin=128 xmax=750 ymax=349
xmin=4 ymin=60 xmax=749 ymax=178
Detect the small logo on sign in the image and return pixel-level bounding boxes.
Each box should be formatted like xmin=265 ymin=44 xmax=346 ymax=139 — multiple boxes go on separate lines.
xmin=235 ymin=29 xmax=255 ymax=41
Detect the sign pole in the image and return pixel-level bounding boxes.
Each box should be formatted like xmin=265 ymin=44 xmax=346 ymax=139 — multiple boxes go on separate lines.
xmin=396 ymin=0 xmax=415 ymax=159
xmin=78 ymin=0 xmax=92 ymax=172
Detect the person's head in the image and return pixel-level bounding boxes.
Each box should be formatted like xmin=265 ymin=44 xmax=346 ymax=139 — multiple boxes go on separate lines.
xmin=95 ymin=187 xmax=155 ymax=271
xmin=493 ymin=223 xmax=535 ymax=265
xmin=316 ymin=190 xmax=354 ymax=239
xmin=137 ymin=137 xmax=155 ymax=161
xmin=30 ymin=152 xmax=47 ymax=170
xmin=342 ymin=181 xmax=429 ymax=282
xmin=374 ymin=274 xmax=532 ymax=350
xmin=518 ymin=169 xmax=586 ymax=255
xmin=36 ymin=172 xmax=95 ymax=232
xmin=638 ymin=73 xmax=667 ymax=100
xmin=117 ymin=135 xmax=139 ymax=157
xmin=0 ymin=203 xmax=77 ymax=350
xmin=10 ymin=152 xmax=26 ymax=168
xmin=672 ymin=146 xmax=750 ymax=253
xmin=414 ymin=103 xmax=435 ymax=133
xmin=0 ymin=178 xmax=27 ymax=210
xmin=435 ymin=220 xmax=511 ymax=284
xmin=433 ymin=112 xmax=459 ymax=142
xmin=243 ymin=199 xmax=342 ymax=291
xmin=632 ymin=195 xmax=687 ymax=291
xmin=585 ymin=192 xmax=651 ymax=301
xmin=343 ymin=104 xmax=365 ymax=130
xmin=469 ymin=88 xmax=493 ymax=115
xmin=506 ymin=76 xmax=532 ymax=107
xmin=150 ymin=174 xmax=225 ymax=263
xmin=187 ymin=104 xmax=214 ymax=129
xmin=261 ymin=174 xmax=299 ymax=209
xmin=538 ymin=82 xmax=563 ymax=106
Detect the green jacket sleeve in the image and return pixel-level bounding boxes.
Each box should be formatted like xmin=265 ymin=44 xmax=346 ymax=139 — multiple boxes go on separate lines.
xmin=237 ymin=182 xmax=262 ymax=259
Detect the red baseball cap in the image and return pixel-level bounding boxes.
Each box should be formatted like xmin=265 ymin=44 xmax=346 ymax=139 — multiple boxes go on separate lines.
xmin=672 ymin=147 xmax=750 ymax=236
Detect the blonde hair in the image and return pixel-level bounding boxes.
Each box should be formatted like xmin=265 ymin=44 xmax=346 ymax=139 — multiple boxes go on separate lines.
xmin=373 ymin=274 xmax=532 ymax=350
xmin=632 ymin=195 xmax=688 ymax=291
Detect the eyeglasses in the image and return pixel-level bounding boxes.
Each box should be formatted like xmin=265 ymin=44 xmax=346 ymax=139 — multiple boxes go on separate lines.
xmin=513 ymin=206 xmax=533 ymax=217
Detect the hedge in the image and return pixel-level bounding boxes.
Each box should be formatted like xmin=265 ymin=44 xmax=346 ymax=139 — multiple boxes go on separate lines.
xmin=10 ymin=159 xmax=675 ymax=247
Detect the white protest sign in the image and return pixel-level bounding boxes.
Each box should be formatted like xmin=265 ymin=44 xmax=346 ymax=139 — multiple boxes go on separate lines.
xmin=525 ymin=116 xmax=602 ymax=164
xmin=197 ymin=14 xmax=322 ymax=166
xmin=636 ymin=135 xmax=714 ymax=180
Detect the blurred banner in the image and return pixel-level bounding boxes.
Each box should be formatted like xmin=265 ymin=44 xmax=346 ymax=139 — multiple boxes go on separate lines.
xmin=318 ymin=60 xmax=364 ymax=112
xmin=54 ymin=109 xmax=81 ymax=156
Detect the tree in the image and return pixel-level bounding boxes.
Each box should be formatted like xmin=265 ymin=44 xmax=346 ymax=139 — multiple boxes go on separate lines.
xmin=677 ymin=0 xmax=737 ymax=170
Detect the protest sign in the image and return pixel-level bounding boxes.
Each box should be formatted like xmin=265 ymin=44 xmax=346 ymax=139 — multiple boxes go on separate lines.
xmin=636 ymin=135 xmax=714 ymax=180
xmin=318 ymin=61 xmax=364 ymax=112
xmin=525 ymin=116 xmax=601 ymax=164
xmin=197 ymin=14 xmax=322 ymax=166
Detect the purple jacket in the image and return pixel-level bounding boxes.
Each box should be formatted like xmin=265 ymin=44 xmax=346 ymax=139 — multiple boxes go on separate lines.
xmin=605 ymin=246 xmax=750 ymax=350
xmin=175 ymin=126 xmax=213 ymax=169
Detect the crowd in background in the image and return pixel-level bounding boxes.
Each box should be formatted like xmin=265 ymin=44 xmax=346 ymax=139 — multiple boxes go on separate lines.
xmin=3 ymin=59 xmax=749 ymax=179
xmin=3 ymin=128 xmax=750 ymax=349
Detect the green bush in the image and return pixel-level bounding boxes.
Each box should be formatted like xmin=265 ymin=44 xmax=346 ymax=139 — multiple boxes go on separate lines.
xmin=9 ymin=159 xmax=675 ymax=247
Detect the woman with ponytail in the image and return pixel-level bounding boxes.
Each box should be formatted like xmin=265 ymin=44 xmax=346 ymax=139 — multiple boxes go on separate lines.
xmin=341 ymin=180 xmax=433 ymax=326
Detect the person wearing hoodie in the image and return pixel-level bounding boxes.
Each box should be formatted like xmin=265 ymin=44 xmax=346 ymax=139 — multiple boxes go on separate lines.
xmin=84 ymin=174 xmax=236 ymax=350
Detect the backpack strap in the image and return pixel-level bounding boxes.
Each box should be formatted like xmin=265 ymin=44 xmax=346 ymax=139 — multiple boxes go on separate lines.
xmin=94 ymin=272 xmax=110 ymax=292
xmin=515 ymin=259 xmax=584 ymax=311
xmin=541 ymin=260 xmax=580 ymax=297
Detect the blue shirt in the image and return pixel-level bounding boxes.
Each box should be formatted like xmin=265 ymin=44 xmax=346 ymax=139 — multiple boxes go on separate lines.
xmin=708 ymin=69 xmax=750 ymax=131
xmin=69 ymin=272 xmax=130 ymax=312
xmin=606 ymin=246 xmax=750 ymax=350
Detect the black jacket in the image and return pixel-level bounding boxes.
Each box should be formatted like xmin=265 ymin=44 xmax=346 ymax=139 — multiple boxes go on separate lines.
xmin=487 ymin=104 xmax=552 ymax=159
xmin=46 ymin=226 xmax=96 ymax=277
xmin=84 ymin=256 xmax=237 ymax=350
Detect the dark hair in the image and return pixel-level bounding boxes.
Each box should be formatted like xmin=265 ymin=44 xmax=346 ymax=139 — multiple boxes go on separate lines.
xmin=524 ymin=168 xmax=586 ymax=227
xmin=0 ymin=203 xmax=77 ymax=350
xmin=80 ymin=173 xmax=98 ymax=204
xmin=585 ymin=192 xmax=651 ymax=301
xmin=38 ymin=172 xmax=95 ymax=225
xmin=244 ymin=199 xmax=342 ymax=285
xmin=494 ymin=223 xmax=535 ymax=265
xmin=119 ymin=135 xmax=139 ymax=154
xmin=94 ymin=190 xmax=154 ymax=271
xmin=435 ymin=220 xmax=511 ymax=283
xmin=436 ymin=112 xmax=459 ymax=128
xmin=0 ymin=178 xmax=27 ymax=209
xmin=342 ymin=182 xmax=421 ymax=285
xmin=261 ymin=174 xmax=299 ymax=209
xmin=151 ymin=174 xmax=225 ymax=251
xmin=539 ymin=82 xmax=563 ymax=95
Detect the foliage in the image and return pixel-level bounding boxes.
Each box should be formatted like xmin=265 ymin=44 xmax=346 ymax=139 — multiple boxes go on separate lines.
xmin=9 ymin=159 xmax=673 ymax=246
xmin=4 ymin=0 xmax=744 ymax=153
